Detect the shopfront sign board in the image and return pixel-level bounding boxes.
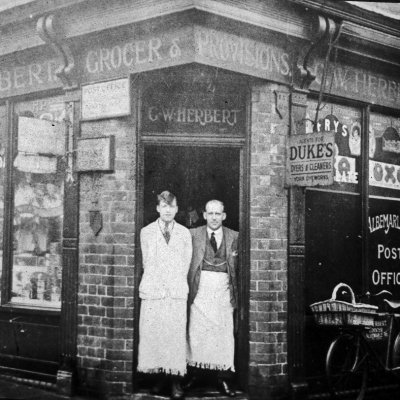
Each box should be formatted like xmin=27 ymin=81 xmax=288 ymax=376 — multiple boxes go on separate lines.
xmin=76 ymin=136 xmax=115 ymax=172
xmin=142 ymin=92 xmax=246 ymax=136
xmin=81 ymin=78 xmax=130 ymax=121
xmin=286 ymin=131 xmax=335 ymax=186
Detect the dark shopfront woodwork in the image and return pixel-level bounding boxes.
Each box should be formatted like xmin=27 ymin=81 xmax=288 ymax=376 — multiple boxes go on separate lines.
xmin=0 ymin=95 xmax=80 ymax=390
xmin=140 ymin=66 xmax=247 ymax=138
xmin=297 ymin=98 xmax=400 ymax=397
xmin=135 ymin=65 xmax=250 ymax=394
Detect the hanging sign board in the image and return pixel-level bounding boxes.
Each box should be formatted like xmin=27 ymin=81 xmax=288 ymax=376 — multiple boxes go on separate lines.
xmin=286 ymin=131 xmax=335 ymax=186
xmin=81 ymin=78 xmax=130 ymax=121
xmin=18 ymin=116 xmax=65 ymax=155
xmin=14 ymin=153 xmax=57 ymax=174
xmin=76 ymin=136 xmax=115 ymax=172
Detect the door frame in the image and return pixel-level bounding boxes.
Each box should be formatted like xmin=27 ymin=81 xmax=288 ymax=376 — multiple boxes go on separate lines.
xmin=133 ymin=89 xmax=251 ymax=393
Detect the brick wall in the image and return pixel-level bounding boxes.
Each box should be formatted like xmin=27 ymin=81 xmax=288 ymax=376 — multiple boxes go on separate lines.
xmin=74 ymin=82 xmax=290 ymax=399
xmin=77 ymin=118 xmax=136 ymax=395
xmin=249 ymin=83 xmax=289 ymax=399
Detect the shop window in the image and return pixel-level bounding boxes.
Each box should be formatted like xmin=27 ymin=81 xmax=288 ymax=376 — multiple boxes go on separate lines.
xmin=8 ymin=96 xmax=65 ymax=308
xmin=305 ymin=99 xmax=363 ymax=309
xmin=304 ymin=102 xmax=400 ymax=388
xmin=368 ymin=111 xmax=400 ymax=297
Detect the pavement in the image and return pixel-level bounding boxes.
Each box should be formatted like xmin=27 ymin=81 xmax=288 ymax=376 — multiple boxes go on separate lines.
xmin=0 ymin=378 xmax=95 ymax=400
xmin=1 ymin=378 xmax=398 ymax=400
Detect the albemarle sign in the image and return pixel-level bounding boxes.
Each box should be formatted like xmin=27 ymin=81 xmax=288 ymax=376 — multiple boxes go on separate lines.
xmin=286 ymin=131 xmax=335 ymax=186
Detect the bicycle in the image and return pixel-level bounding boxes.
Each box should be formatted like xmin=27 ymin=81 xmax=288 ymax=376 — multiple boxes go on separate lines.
xmin=323 ymin=289 xmax=400 ymax=400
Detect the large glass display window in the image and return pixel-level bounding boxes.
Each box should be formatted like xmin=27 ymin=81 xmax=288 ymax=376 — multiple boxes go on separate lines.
xmin=8 ymin=96 xmax=65 ymax=308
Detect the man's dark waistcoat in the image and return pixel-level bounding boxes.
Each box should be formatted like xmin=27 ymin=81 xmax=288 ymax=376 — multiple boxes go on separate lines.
xmin=188 ymin=225 xmax=239 ymax=308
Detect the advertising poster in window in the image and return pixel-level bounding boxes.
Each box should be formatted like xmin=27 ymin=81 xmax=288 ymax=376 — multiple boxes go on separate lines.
xmin=307 ymin=100 xmax=362 ymax=185
xmin=369 ymin=197 xmax=400 ymax=297
xmin=369 ymin=113 xmax=400 ymax=191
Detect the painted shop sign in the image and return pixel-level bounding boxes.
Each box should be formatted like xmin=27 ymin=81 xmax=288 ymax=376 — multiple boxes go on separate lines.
xmin=77 ymin=136 xmax=115 ymax=172
xmin=3 ymin=22 xmax=400 ymax=111
xmin=310 ymin=60 xmax=400 ymax=109
xmin=0 ymin=57 xmax=61 ymax=99
xmin=369 ymin=197 xmax=400 ymax=296
xmin=142 ymin=89 xmax=246 ymax=135
xmin=81 ymin=25 xmax=291 ymax=85
xmin=193 ymin=26 xmax=290 ymax=82
xmin=81 ymin=78 xmax=130 ymax=121
xmin=286 ymin=131 xmax=335 ymax=186
xmin=83 ymin=26 xmax=194 ymax=82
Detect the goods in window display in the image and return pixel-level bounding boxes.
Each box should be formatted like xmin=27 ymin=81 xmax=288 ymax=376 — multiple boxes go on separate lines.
xmin=11 ymin=173 xmax=63 ymax=305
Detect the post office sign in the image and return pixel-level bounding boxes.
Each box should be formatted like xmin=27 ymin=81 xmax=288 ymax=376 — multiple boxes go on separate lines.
xmin=81 ymin=78 xmax=130 ymax=121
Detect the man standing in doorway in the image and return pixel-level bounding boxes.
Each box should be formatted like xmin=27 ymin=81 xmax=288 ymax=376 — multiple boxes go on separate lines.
xmin=138 ymin=191 xmax=192 ymax=400
xmin=186 ymin=199 xmax=238 ymax=397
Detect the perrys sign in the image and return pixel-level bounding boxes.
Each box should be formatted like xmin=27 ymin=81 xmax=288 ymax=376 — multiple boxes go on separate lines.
xmin=286 ymin=131 xmax=335 ymax=186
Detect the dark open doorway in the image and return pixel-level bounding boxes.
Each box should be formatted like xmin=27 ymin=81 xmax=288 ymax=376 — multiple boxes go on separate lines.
xmin=143 ymin=146 xmax=240 ymax=230
xmin=135 ymin=144 xmax=242 ymax=392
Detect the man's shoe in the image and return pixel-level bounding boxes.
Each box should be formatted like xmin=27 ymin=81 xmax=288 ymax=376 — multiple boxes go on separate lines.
xmin=181 ymin=375 xmax=202 ymax=391
xmin=217 ymin=379 xmax=236 ymax=397
xmin=171 ymin=380 xmax=184 ymax=400
xmin=151 ymin=377 xmax=167 ymax=395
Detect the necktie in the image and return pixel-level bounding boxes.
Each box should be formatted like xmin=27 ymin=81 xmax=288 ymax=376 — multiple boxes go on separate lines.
xmin=210 ymin=232 xmax=217 ymax=253
xmin=164 ymin=222 xmax=171 ymax=244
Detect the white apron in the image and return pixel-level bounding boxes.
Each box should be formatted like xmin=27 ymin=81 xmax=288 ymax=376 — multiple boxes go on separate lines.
xmin=138 ymin=295 xmax=187 ymax=375
xmin=187 ymin=271 xmax=235 ymax=371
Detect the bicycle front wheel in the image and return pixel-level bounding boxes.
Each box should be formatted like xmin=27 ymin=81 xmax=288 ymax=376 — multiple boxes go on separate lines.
xmin=392 ymin=331 xmax=400 ymax=378
xmin=326 ymin=333 xmax=368 ymax=400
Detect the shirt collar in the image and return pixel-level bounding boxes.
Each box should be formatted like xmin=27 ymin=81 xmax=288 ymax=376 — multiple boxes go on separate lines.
xmin=207 ymin=226 xmax=223 ymax=237
xmin=158 ymin=218 xmax=174 ymax=230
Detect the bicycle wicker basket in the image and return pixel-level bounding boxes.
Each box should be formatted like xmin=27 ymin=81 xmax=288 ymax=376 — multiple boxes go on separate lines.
xmin=310 ymin=283 xmax=378 ymax=327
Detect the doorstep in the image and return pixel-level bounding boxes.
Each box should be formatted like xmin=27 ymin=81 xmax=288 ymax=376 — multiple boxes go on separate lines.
xmin=127 ymin=391 xmax=248 ymax=400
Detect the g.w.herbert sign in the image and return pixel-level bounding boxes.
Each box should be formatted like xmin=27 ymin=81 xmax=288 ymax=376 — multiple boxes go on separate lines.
xmin=286 ymin=131 xmax=335 ymax=186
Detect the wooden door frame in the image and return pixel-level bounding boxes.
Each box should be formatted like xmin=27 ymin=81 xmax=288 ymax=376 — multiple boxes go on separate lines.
xmin=133 ymin=86 xmax=251 ymax=394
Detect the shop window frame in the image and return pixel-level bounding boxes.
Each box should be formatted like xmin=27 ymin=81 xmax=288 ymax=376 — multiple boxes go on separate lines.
xmin=0 ymin=92 xmax=68 ymax=311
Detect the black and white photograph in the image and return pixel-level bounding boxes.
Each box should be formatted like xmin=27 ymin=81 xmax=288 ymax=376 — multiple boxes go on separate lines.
xmin=0 ymin=1 xmax=400 ymax=400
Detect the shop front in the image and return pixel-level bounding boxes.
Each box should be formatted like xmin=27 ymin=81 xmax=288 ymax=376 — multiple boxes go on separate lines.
xmin=0 ymin=1 xmax=400 ymax=400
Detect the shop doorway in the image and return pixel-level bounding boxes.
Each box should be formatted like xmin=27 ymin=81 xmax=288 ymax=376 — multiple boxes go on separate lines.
xmin=143 ymin=146 xmax=240 ymax=230
xmin=136 ymin=144 xmax=243 ymax=391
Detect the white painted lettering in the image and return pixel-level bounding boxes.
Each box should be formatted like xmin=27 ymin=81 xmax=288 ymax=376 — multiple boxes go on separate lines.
xmin=28 ymin=63 xmax=43 ymax=85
